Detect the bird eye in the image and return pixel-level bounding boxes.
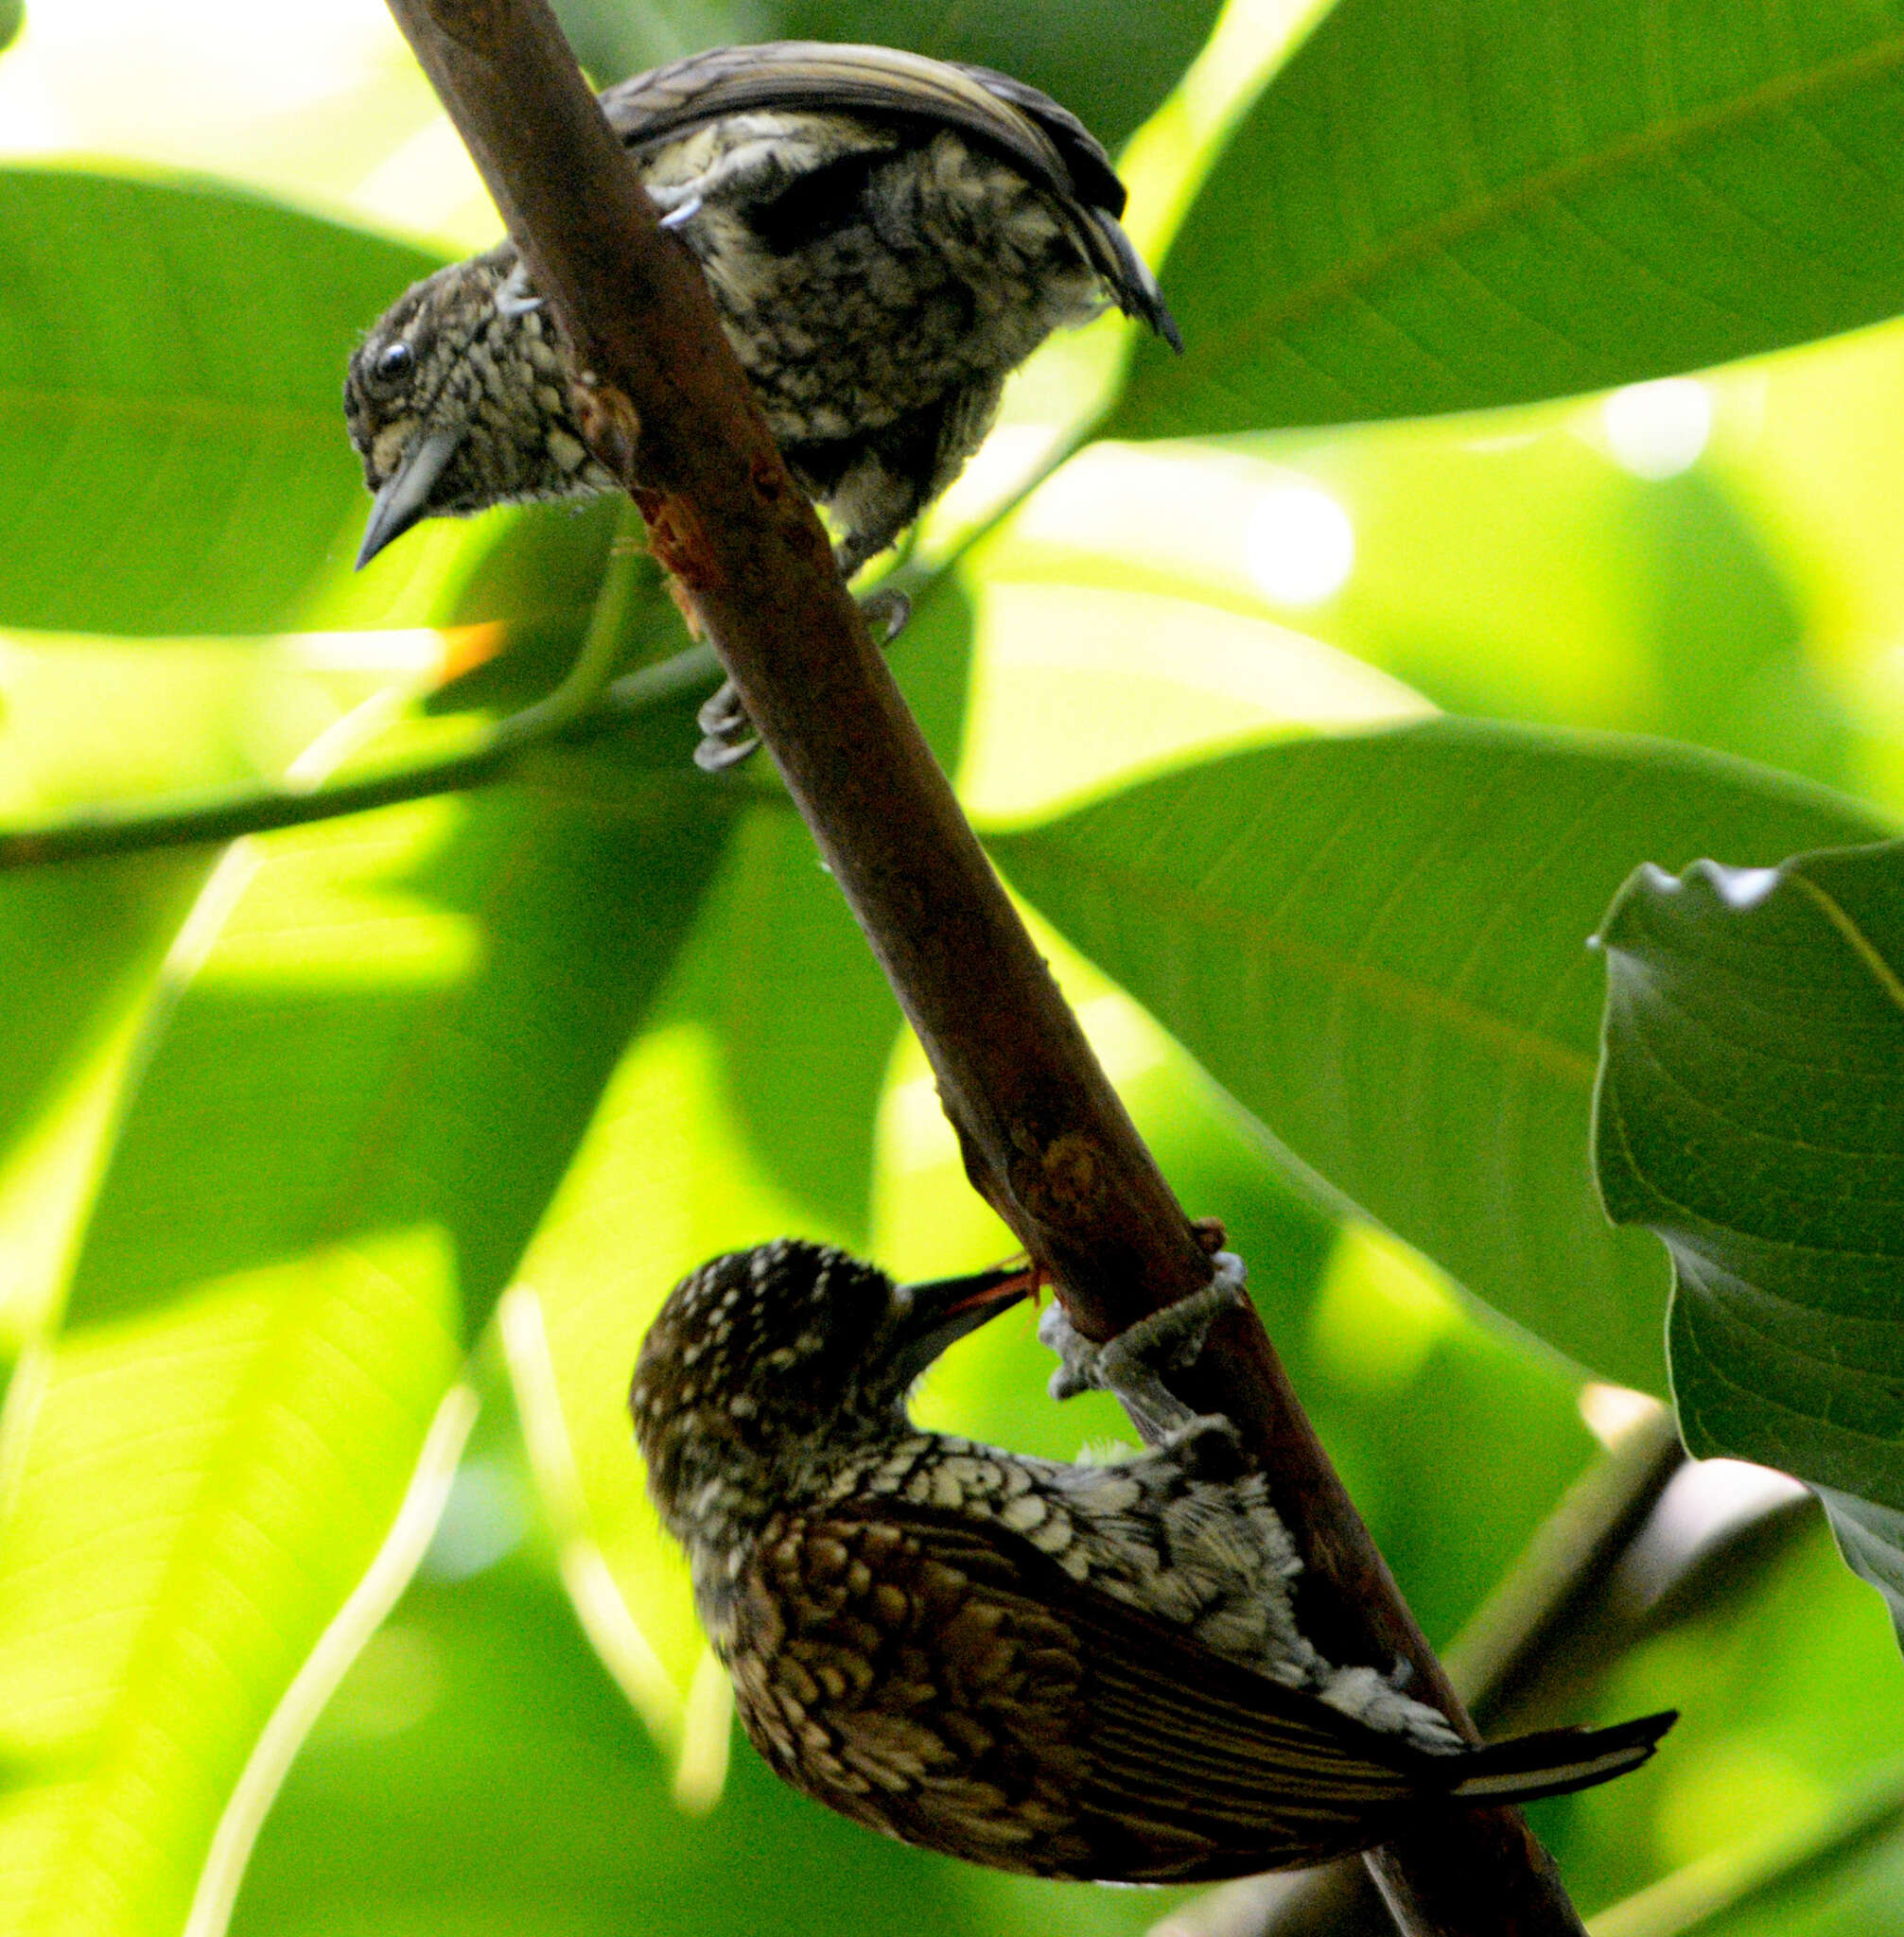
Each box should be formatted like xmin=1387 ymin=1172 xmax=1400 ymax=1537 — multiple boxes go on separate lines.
xmin=375 ymin=340 xmax=413 ymax=383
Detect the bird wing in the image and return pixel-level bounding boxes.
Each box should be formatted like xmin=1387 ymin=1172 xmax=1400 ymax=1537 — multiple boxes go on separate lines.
xmin=594 ymin=42 xmax=1179 ymax=344
xmin=730 ymin=1500 xmax=1434 ymax=1881
xmin=596 ymin=41 xmax=1104 ymax=208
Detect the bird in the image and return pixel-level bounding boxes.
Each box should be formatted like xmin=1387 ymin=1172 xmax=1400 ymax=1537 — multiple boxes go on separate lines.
xmin=344 ymin=42 xmax=1179 ymax=764
xmin=628 ymin=1239 xmax=1674 ymax=1880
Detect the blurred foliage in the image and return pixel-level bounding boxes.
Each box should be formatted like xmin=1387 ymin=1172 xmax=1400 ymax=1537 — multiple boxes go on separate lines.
xmin=547 ymin=0 xmax=1226 ymax=149
xmin=2 ymin=0 xmax=1904 ymax=1934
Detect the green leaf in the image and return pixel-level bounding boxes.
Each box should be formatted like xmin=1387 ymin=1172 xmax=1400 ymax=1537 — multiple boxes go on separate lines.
xmin=0 ymin=860 xmax=207 ymax=1173
xmin=0 ymin=768 xmax=734 ymax=1931
xmin=0 ymin=1233 xmax=470 ymax=1937
xmin=1595 ymin=841 xmax=1904 ymax=1638
xmin=992 ymin=720 xmax=1888 ymax=1391
xmin=65 ymin=783 xmax=732 ymax=1335
xmin=545 ymin=0 xmax=1222 ymax=150
xmin=0 ymin=168 xmax=440 ymax=636
xmin=1112 ymin=0 xmax=1904 ymax=438
xmin=0 ymin=0 xmax=22 ymax=57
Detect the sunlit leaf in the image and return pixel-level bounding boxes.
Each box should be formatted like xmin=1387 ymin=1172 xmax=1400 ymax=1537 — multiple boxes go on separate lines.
xmin=1115 ymin=0 xmax=1904 ymax=437
xmin=65 ymin=780 xmax=730 ymax=1335
xmin=0 ymin=1232 xmax=468 ymax=1937
xmin=1596 ymin=841 xmax=1904 ymax=1639
xmin=0 ymin=765 xmax=732 ymax=1933
xmin=0 ymin=169 xmax=440 ymax=635
xmin=994 ymin=720 xmax=1888 ymax=1391
xmin=0 ymin=860 xmax=207 ymax=1188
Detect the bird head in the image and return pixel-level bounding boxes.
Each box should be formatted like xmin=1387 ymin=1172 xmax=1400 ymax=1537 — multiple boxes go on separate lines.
xmin=344 ymin=247 xmax=614 ymax=567
xmin=630 ymin=1240 xmax=1031 ymax=1540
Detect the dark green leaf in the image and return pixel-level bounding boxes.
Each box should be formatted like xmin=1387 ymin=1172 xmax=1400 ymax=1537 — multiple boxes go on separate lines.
xmin=0 ymin=0 xmax=23 ymax=57
xmin=548 ymin=0 xmax=1219 ymax=150
xmin=1114 ymin=0 xmax=1904 ymax=438
xmin=993 ymin=720 xmax=1887 ymax=1391
xmin=66 ymin=779 xmax=733 ymax=1337
xmin=1595 ymin=841 xmax=1904 ymax=1636
xmin=0 ymin=168 xmax=440 ymax=635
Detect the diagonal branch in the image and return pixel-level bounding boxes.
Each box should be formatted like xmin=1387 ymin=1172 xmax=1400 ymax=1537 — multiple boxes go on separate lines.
xmin=376 ymin=4 xmax=1597 ymax=1929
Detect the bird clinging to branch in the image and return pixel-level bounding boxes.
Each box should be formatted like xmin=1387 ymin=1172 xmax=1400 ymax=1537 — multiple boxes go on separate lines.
xmin=630 ymin=1241 xmax=1674 ymax=1880
xmin=344 ymin=42 xmax=1179 ymax=759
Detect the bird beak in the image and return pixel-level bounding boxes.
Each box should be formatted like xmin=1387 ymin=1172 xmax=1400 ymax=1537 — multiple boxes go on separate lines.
xmin=356 ymin=428 xmax=463 ymax=568
xmin=888 ymin=1262 xmax=1036 ymax=1387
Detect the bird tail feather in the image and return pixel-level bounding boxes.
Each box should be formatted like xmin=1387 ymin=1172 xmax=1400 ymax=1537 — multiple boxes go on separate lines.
xmin=1447 ymin=1711 xmax=1677 ymax=1806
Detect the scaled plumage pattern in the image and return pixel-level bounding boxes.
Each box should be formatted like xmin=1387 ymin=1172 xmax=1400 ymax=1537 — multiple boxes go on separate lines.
xmin=344 ymin=42 xmax=1179 ymax=575
xmin=629 ymin=1241 xmax=1673 ymax=1880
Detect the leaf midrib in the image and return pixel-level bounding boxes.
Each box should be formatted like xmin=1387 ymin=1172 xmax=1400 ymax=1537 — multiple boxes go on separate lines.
xmin=1181 ymin=28 xmax=1904 ymax=395
xmin=1009 ymin=837 xmax=1598 ymax=1090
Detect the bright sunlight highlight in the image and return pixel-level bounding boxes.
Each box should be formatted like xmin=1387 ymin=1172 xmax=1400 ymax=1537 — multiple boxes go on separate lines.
xmin=1602 ymin=377 xmax=1712 ymax=480
xmin=1244 ymin=481 xmax=1355 ymax=606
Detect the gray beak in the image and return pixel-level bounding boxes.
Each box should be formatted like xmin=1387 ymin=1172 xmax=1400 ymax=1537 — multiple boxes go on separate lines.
xmin=356 ymin=428 xmax=463 ymax=568
xmin=887 ymin=1262 xmax=1035 ymax=1388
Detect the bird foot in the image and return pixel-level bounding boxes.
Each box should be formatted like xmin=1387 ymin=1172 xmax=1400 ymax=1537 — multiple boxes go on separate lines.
xmin=493 ymin=261 xmax=545 ymax=318
xmin=1039 ymin=1254 xmax=1249 ymax=1449
xmin=857 ymin=585 xmax=912 ymax=643
xmin=689 ymin=586 xmax=913 ymax=772
xmin=693 ymin=679 xmax=759 ymax=773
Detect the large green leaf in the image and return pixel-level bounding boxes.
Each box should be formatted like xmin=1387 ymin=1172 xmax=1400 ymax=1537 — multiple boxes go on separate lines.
xmin=0 ymin=1236 xmax=469 ymax=1937
xmin=64 ymin=778 xmax=730 ymax=1334
xmin=1112 ymin=0 xmax=1904 ymax=438
xmin=993 ymin=720 xmax=1888 ymax=1391
xmin=546 ymin=0 xmax=1223 ymax=150
xmin=0 ymin=753 xmax=732 ymax=1933
xmin=0 ymin=169 xmax=440 ymax=636
xmin=1596 ymin=842 xmax=1904 ymax=1639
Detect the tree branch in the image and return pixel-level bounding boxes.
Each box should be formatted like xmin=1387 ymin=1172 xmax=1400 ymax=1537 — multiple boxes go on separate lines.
xmin=376 ymin=5 xmax=1599 ymax=1928
xmin=0 ymin=645 xmax=721 ymax=872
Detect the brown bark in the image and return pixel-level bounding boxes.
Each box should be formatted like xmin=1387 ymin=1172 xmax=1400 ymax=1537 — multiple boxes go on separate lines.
xmin=377 ymin=6 xmax=1597 ymax=1928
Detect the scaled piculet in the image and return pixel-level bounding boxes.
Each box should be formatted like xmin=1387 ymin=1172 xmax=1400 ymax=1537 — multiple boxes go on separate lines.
xmin=629 ymin=1241 xmax=1674 ymax=1880
xmin=344 ymin=41 xmax=1179 ymax=579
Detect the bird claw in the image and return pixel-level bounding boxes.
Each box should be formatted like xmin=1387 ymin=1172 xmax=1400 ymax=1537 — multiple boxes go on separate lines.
xmin=693 ymin=679 xmax=760 ymax=772
xmin=1039 ymin=1254 xmax=1249 ymax=1447
xmin=686 ymin=587 xmax=911 ymax=773
xmin=494 ymin=262 xmax=546 ymax=318
xmin=858 ymin=585 xmax=912 ymax=643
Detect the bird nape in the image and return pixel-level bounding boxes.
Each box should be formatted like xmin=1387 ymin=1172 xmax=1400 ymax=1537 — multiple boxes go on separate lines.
xmin=343 ymin=42 xmax=1179 ymax=759
xmin=630 ymin=1240 xmax=1675 ymax=1882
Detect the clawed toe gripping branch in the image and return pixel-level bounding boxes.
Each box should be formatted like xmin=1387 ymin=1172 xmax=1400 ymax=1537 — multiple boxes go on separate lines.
xmin=347 ymin=1 xmax=1597 ymax=1929
xmin=1043 ymin=1253 xmax=1250 ymax=1449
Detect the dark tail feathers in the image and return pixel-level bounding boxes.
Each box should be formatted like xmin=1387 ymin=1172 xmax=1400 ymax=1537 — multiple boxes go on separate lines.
xmin=1447 ymin=1711 xmax=1677 ymax=1806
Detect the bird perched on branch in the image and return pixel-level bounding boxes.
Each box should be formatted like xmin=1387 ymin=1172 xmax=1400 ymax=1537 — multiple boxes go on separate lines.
xmin=345 ymin=42 xmax=1179 ymax=759
xmin=630 ymin=1240 xmax=1673 ymax=1879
